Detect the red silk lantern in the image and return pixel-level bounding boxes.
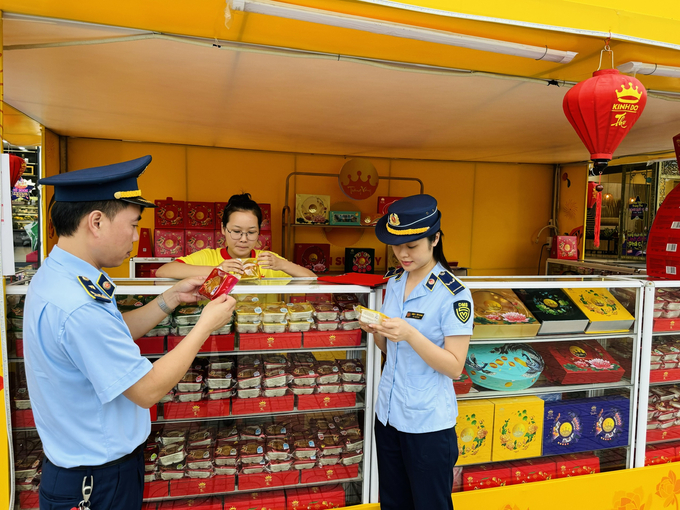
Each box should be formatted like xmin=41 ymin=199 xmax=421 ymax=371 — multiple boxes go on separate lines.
xmin=563 ymin=69 xmax=647 ymax=166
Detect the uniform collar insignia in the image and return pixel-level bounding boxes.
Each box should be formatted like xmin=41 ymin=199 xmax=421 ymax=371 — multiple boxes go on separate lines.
xmin=425 ymin=273 xmax=437 ymax=291
xmin=384 ymin=267 xmax=405 ymax=280
xmin=77 ymin=276 xmax=112 ymax=303
xmin=436 ymin=271 xmax=466 ymax=296
xmin=97 ymin=273 xmax=115 ymax=298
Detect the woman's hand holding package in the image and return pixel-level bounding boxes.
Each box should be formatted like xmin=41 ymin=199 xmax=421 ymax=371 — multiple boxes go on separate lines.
xmin=369 ymin=318 xmax=416 ymax=343
xmin=219 ymin=258 xmax=244 ymax=275
xmin=257 ymin=251 xmax=284 ymax=271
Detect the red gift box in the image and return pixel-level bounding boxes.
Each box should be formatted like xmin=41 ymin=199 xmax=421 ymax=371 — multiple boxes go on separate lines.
xmin=303 ymin=330 xmax=361 ymax=348
xmin=463 ymin=464 xmax=511 ymax=491
xmin=186 ymin=230 xmax=215 ymax=254
xmin=135 ymin=336 xmax=165 ymax=355
xmin=154 ymin=229 xmax=185 ymax=258
xmin=511 ymin=458 xmax=556 ymax=484
xmin=169 ymin=475 xmax=235 ymax=496
xmin=238 ymin=470 xmax=298 ymax=491
xmin=224 ymin=490 xmax=286 ymax=510
xmin=645 ymin=445 xmax=676 ymax=466
xmin=647 ymin=425 xmax=680 ymax=443
xmin=167 ymin=334 xmax=235 ymax=353
xmin=256 ymin=232 xmax=272 ymax=251
xmin=296 ymin=392 xmax=356 ymax=410
xmin=650 ymin=367 xmax=680 ymax=383
xmin=554 ymin=453 xmax=600 ymax=477
xmin=231 ymin=394 xmax=294 ymax=415
xmin=198 ymin=267 xmax=239 ymax=300
xmin=159 ymin=496 xmax=223 ymax=509
xmin=186 ymin=202 xmax=216 ymax=230
xmin=535 ymin=341 xmax=625 ymax=384
xmin=137 ymin=228 xmax=153 ymax=257
xmin=215 ymin=202 xmax=227 ymax=225
xmin=550 ymin=236 xmax=578 ymax=260
xmin=19 ymin=491 xmax=39 ymax=509
xmin=143 ymin=480 xmax=170 ymax=499
xmin=150 ymin=404 xmax=158 ymax=422
xmin=163 ymin=400 xmax=230 ymax=420
xmin=11 ymin=409 xmax=35 ymax=428
xmin=155 ymin=198 xmax=186 ymax=229
xmin=299 ymin=464 xmax=359 ymax=484
xmin=453 ymin=368 xmax=472 ymax=395
xmin=377 ymin=196 xmax=403 ymax=215
xmin=16 ymin=337 xmax=23 ymax=357
xmin=259 ymin=203 xmax=272 ymax=231
xmin=286 ymin=484 xmax=345 ymax=509
xmin=134 ymin=262 xmax=165 ymax=278
xmin=294 ymin=243 xmax=331 ymax=274
xmin=305 ymin=293 xmax=333 ymax=304
xmin=653 ymin=318 xmax=680 ymax=332
xmin=238 ymin=332 xmax=302 ymax=350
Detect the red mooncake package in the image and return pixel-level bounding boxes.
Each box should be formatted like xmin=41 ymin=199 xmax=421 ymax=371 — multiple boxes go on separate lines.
xmin=199 ymin=268 xmax=239 ymax=300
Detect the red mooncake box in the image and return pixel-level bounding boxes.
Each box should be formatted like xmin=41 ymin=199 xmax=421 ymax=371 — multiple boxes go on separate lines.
xmin=155 ymin=198 xmax=186 ymax=229
xmin=535 ymin=341 xmax=625 ymax=384
xmin=154 ymin=229 xmax=185 ymax=258
xmin=463 ymin=464 xmax=511 ymax=491
xmin=258 ymin=203 xmax=272 ymax=231
xmin=186 ymin=202 xmax=216 ymax=230
xmin=554 ymin=453 xmax=600 ymax=477
xmin=198 ymin=267 xmax=239 ymax=300
xmin=186 ymin=230 xmax=215 ymax=255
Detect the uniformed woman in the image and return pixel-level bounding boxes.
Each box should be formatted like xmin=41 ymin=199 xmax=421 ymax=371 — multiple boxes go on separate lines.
xmin=365 ymin=194 xmax=472 ymax=510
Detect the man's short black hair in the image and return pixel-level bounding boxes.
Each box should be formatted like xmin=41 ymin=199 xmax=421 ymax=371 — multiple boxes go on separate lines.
xmin=51 ymin=200 xmax=136 ymax=237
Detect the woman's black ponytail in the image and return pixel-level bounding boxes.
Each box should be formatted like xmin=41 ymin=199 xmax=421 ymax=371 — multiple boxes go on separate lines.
xmin=221 ymin=193 xmax=263 ymax=228
xmin=428 ymin=230 xmax=453 ymax=273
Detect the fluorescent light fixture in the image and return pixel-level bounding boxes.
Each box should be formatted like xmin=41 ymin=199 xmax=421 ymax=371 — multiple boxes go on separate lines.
xmin=618 ymin=61 xmax=680 ymax=78
xmin=232 ymin=0 xmax=577 ymax=63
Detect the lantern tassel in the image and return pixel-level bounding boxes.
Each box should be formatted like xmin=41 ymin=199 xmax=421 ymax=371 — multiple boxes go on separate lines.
xmin=594 ymin=190 xmax=602 ymax=248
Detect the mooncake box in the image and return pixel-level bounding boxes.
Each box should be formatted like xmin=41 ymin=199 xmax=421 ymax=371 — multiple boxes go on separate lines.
xmin=535 ymin=341 xmax=625 ymax=385
xmin=465 ymin=343 xmax=544 ymax=391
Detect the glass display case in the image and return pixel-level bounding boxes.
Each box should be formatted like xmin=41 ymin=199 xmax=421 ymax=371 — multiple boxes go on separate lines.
xmin=3 ymin=279 xmax=379 ymax=509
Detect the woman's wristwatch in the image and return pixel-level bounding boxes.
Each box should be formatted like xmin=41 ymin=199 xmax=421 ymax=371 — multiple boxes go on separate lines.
xmin=157 ymin=292 xmax=176 ymax=315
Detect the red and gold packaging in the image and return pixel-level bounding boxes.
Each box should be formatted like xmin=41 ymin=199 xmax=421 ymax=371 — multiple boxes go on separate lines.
xmin=198 ymin=268 xmax=239 ymax=300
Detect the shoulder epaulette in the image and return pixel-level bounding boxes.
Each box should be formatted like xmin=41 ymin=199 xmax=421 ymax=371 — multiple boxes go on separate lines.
xmin=77 ymin=276 xmax=112 ymax=303
xmin=97 ymin=273 xmax=115 ymax=298
xmin=385 ymin=267 xmax=405 ymax=281
xmin=436 ymin=270 xmax=465 ymax=296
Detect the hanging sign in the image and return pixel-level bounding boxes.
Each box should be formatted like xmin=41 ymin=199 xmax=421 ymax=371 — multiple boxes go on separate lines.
xmin=622 ymin=233 xmax=647 ymax=257
xmin=629 ymin=197 xmax=647 ymax=220
xmin=11 ymin=178 xmax=34 ymax=202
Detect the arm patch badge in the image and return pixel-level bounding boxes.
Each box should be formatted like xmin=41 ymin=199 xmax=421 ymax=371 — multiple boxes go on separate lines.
xmin=454 ymin=300 xmax=471 ymax=323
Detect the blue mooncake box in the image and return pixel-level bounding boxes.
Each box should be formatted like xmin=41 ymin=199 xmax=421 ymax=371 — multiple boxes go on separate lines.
xmin=588 ymin=396 xmax=630 ymax=449
xmin=543 ymin=399 xmax=596 ymax=455
xmin=465 ymin=343 xmax=545 ymax=391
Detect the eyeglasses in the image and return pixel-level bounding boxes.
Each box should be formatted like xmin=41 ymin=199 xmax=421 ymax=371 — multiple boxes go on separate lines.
xmin=225 ymin=226 xmax=260 ymax=241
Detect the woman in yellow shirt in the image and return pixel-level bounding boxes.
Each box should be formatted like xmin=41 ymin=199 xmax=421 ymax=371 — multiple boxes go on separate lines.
xmin=156 ymin=193 xmax=315 ymax=279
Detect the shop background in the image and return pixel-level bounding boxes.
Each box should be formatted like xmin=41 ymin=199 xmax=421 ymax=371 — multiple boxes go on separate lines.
xmin=47 ymin=137 xmax=557 ymax=278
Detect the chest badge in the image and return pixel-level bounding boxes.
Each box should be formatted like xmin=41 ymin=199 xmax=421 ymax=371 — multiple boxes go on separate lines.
xmin=454 ymin=300 xmax=472 ymax=323
xmin=405 ymin=312 xmax=424 ymax=320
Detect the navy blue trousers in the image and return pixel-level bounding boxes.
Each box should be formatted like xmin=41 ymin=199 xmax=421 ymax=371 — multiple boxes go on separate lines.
xmin=375 ymin=419 xmax=458 ymax=510
xmin=39 ymin=450 xmax=144 ymax=510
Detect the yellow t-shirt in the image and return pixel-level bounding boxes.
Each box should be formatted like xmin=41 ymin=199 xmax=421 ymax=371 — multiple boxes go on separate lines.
xmin=177 ymin=248 xmax=290 ymax=279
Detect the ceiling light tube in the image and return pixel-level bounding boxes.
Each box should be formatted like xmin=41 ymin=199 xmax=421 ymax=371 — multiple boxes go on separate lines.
xmin=618 ymin=61 xmax=680 ymax=78
xmin=232 ymin=0 xmax=577 ymax=63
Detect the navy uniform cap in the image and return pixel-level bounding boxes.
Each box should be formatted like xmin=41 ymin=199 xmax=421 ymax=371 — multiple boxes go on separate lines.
xmin=39 ymin=155 xmax=156 ymax=208
xmin=375 ymin=194 xmax=441 ymax=245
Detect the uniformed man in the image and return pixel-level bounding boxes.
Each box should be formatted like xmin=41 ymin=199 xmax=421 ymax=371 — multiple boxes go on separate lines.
xmin=24 ymin=155 xmax=236 ymax=510
xmin=366 ymin=194 xmax=473 ymax=510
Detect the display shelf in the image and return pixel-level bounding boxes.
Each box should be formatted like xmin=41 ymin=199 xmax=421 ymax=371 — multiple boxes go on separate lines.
xmin=142 ymin=473 xmax=363 ymax=503
xmin=457 ymin=379 xmax=632 ymax=401
xmin=469 ymin=332 xmax=635 ymax=345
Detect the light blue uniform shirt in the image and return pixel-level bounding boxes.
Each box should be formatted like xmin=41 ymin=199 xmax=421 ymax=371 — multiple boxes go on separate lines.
xmin=24 ymin=246 xmax=153 ymax=468
xmin=376 ymin=263 xmax=473 ymax=434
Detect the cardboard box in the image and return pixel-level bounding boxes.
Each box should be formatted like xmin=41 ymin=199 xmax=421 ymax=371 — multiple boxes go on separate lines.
xmin=232 ymin=394 xmax=295 ymax=415
xmin=162 ymin=400 xmax=230 ymax=420
xmin=295 ymin=194 xmax=330 ymax=225
xmin=214 ymin=230 xmax=226 ymax=250
xmin=561 ymin=288 xmax=635 ymax=333
xmin=550 ymin=236 xmax=578 ymax=260
xmin=535 ymin=341 xmax=625 ymax=384
xmin=554 ymin=453 xmax=600 ymax=477
xmin=303 ymin=330 xmax=361 ymax=348
xmin=169 ymin=475 xmax=235 ymax=496
xmin=377 ymin=196 xmax=403 ymax=215
xmin=297 ymin=392 xmax=356 ymax=410
xmin=490 ymin=396 xmax=544 ymax=462
xmin=647 ymin=425 xmax=680 ymax=443
xmin=137 ymin=228 xmax=153 ymax=257
xmin=653 ymin=318 xmax=680 ymax=333
xmin=238 ymin=470 xmax=299 ymax=491
xmin=511 ymin=458 xmax=556 ymax=484
xmin=155 ymin=198 xmax=186 ymax=229
xmin=329 ymin=211 xmax=360 ymax=226
xmin=294 ymin=243 xmax=331 ymax=274
xmin=135 ymin=336 xmax=165 ymax=355
xmin=543 ymin=398 xmax=595 ymax=455
xmin=186 ymin=230 xmax=215 ymax=254
xmin=456 ymin=399 xmax=494 ymax=465
xmin=186 ymin=201 xmax=216 ymax=230
xmin=286 ymin=484 xmax=345 ymax=509
xmin=462 ymin=464 xmax=511 ymax=491
xmin=588 ymin=396 xmax=630 ymax=449
xmin=238 ymin=332 xmax=302 ymax=350
xmin=223 ymin=491 xmax=286 ymax=510
xmin=143 ymin=480 xmax=170 ymax=499
xmin=154 ymin=229 xmax=185 ymax=258
xmin=19 ymin=491 xmax=39 ymax=510
xmin=344 ymin=247 xmax=375 ymax=273
xmin=215 ymin=202 xmax=227 ymax=225
xmin=167 ymin=334 xmax=235 ymax=353
xmin=299 ymin=464 xmax=359 ymax=484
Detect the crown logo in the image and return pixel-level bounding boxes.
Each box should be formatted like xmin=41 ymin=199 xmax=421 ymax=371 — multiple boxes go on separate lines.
xmin=616 ymin=82 xmax=642 ymax=104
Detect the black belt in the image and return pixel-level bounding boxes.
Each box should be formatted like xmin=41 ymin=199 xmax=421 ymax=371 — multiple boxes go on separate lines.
xmin=47 ymin=442 xmax=145 ymax=471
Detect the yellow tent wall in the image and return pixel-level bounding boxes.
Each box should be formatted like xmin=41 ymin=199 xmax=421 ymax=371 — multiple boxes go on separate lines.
xmin=65 ymin=138 xmax=553 ymax=277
